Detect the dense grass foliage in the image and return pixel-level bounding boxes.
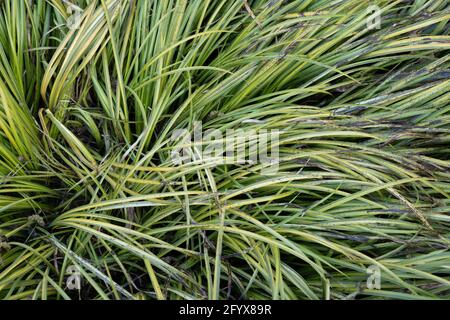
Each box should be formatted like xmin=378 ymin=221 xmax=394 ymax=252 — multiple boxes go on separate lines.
xmin=0 ymin=0 xmax=449 ymax=300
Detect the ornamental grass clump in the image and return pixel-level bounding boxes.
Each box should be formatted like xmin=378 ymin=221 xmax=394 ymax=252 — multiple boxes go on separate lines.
xmin=0 ymin=0 xmax=449 ymax=300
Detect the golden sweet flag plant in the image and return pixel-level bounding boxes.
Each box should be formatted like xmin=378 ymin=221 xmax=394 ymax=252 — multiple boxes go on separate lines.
xmin=0 ymin=0 xmax=449 ymax=300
